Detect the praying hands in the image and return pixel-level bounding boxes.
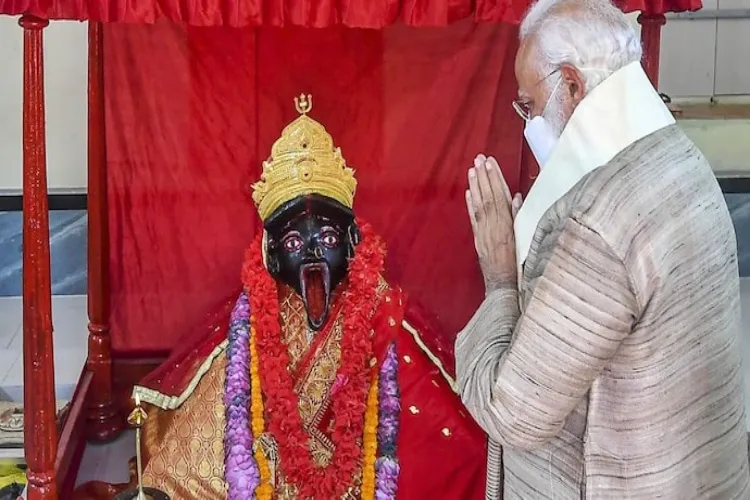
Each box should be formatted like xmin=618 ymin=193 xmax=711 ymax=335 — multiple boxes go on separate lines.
xmin=465 ymin=154 xmax=522 ymax=294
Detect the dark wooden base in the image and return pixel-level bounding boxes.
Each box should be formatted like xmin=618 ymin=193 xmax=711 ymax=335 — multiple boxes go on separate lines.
xmin=112 ymin=356 xmax=167 ymax=416
xmin=84 ymin=354 xmax=169 ymax=441
xmin=56 ymin=371 xmax=93 ymax=499
xmin=115 ymin=487 xmax=170 ymax=500
xmin=52 ymin=356 xmax=167 ymax=496
xmin=85 ymin=407 xmax=124 ymax=443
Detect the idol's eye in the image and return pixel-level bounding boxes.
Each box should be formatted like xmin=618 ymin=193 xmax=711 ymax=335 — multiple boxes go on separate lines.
xmin=320 ymin=229 xmax=340 ymax=248
xmin=281 ymin=234 xmax=303 ymax=253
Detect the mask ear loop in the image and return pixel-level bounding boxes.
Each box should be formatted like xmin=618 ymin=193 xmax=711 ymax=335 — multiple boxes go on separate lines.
xmin=538 ymin=74 xmax=563 ymax=120
xmin=537 ymin=66 xmax=612 ymax=119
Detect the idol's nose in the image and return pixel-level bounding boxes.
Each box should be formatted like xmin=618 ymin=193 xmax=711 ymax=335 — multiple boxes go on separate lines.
xmin=306 ymin=244 xmax=324 ymax=259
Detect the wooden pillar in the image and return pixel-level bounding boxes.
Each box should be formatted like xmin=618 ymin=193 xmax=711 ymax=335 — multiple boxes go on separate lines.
xmin=19 ymin=14 xmax=59 ymax=500
xmin=85 ymin=21 xmax=122 ymax=442
xmin=638 ymin=13 xmax=667 ymax=89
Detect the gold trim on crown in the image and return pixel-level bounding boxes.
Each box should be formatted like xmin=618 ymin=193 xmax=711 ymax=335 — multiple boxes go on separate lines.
xmin=252 ymin=94 xmax=357 ymax=221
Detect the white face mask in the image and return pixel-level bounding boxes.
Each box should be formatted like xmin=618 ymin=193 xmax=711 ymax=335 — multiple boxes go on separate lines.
xmin=524 ymin=116 xmax=560 ymax=168
xmin=523 ymin=77 xmax=563 ymax=169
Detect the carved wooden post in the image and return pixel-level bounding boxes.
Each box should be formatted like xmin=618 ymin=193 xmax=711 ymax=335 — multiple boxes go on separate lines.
xmin=86 ymin=21 xmax=122 ymax=441
xmin=638 ymin=13 xmax=667 ymax=88
xmin=20 ymin=14 xmax=59 ymax=500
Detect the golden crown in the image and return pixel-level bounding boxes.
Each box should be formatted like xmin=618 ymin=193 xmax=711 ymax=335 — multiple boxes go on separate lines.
xmin=252 ymin=94 xmax=357 ymax=221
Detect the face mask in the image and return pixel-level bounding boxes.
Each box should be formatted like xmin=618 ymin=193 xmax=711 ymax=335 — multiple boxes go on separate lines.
xmin=523 ymin=77 xmax=562 ymax=169
xmin=524 ymin=116 xmax=560 ymax=168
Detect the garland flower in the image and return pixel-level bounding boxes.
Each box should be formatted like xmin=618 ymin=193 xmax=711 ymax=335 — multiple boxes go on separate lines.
xmin=361 ymin=369 xmax=380 ymax=500
xmin=223 ymin=292 xmax=260 ymax=500
xmin=241 ymin=219 xmax=386 ymax=499
xmin=250 ymin=325 xmax=273 ymax=499
xmin=375 ymin=343 xmax=401 ymax=499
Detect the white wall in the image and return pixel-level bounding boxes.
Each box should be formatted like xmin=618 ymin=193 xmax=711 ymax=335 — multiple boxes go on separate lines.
xmin=625 ymin=11 xmax=750 ymax=99
xmin=659 ymin=1 xmax=750 ymax=98
xmin=626 ymin=12 xmax=642 ymax=36
xmin=0 ymin=17 xmax=87 ymax=193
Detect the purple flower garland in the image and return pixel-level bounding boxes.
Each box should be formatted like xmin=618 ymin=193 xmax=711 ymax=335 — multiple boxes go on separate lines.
xmin=224 ymin=292 xmax=260 ymax=499
xmin=375 ymin=343 xmax=401 ymax=499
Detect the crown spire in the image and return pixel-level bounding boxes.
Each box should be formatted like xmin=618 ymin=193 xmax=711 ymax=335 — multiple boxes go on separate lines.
xmin=251 ymin=95 xmax=357 ymax=221
xmin=294 ymin=93 xmax=312 ymax=115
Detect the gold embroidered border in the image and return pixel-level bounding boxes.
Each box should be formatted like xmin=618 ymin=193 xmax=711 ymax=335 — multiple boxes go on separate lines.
xmin=132 ymin=340 xmax=229 ymax=410
xmin=401 ymin=320 xmax=457 ymax=391
xmin=308 ymin=396 xmax=335 ymax=452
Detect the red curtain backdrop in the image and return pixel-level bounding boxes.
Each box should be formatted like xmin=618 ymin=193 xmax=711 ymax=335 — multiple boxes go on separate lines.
xmin=0 ymin=0 xmax=700 ymax=24
xmin=0 ymin=0 xmax=528 ymax=25
xmin=0 ymin=0 xmax=702 ymax=354
xmin=103 ymin=20 xmax=524 ymax=353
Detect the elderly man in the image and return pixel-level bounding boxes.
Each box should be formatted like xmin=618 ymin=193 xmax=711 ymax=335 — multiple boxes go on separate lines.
xmin=456 ymin=0 xmax=750 ymax=498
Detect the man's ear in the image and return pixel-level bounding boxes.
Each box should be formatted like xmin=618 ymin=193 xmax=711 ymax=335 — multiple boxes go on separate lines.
xmin=560 ymin=64 xmax=586 ymax=105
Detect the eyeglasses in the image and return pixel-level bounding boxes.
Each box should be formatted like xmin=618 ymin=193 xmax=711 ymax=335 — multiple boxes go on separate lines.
xmin=512 ymin=100 xmax=531 ymax=121
xmin=512 ymin=68 xmax=561 ymax=122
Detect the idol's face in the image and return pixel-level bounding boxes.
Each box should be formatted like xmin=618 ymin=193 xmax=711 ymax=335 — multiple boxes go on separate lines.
xmin=264 ymin=196 xmax=357 ymax=331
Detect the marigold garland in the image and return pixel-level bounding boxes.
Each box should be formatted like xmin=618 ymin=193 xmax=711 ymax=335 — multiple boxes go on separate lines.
xmin=250 ymin=324 xmax=273 ymax=500
xmin=361 ymin=369 xmax=380 ymax=500
xmin=242 ymin=219 xmax=386 ymax=499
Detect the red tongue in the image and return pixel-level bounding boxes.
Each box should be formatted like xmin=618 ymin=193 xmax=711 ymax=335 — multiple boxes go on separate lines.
xmin=304 ymin=269 xmax=326 ymax=324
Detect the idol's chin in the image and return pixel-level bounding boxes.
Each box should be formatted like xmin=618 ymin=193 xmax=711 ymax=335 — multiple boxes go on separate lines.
xmin=299 ymin=262 xmax=331 ymax=331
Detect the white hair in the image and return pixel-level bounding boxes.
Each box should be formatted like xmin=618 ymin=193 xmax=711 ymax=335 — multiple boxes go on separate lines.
xmin=519 ymin=0 xmax=642 ymax=93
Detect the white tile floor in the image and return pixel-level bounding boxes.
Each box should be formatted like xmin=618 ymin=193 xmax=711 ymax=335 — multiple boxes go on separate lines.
xmin=1 ymin=282 xmax=750 ymax=487
xmin=0 ymin=295 xmax=88 ymax=402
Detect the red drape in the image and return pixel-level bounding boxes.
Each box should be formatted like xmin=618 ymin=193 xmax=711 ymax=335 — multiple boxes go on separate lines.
xmin=104 ymin=20 xmax=523 ymax=353
xmin=0 ymin=0 xmax=700 ymax=24
xmin=0 ymin=0 xmax=528 ymax=25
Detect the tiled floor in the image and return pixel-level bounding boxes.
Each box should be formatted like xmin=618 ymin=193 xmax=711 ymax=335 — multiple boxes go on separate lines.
xmin=0 ymin=295 xmax=88 ymax=402
xmin=75 ymin=430 xmax=136 ymax=488
xmin=2 ymin=283 xmax=750 ymax=488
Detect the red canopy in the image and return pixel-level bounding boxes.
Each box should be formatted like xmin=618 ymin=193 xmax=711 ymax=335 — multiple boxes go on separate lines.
xmin=2 ymin=1 xmax=702 ymax=499
xmin=0 ymin=0 xmax=700 ymax=25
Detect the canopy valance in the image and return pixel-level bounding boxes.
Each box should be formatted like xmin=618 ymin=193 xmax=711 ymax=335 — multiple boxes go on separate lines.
xmin=0 ymin=0 xmax=699 ymax=26
xmin=0 ymin=0 xmax=528 ymax=26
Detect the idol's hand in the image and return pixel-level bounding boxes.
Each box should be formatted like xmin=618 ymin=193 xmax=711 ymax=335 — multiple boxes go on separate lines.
xmin=466 ymin=155 xmax=518 ymax=295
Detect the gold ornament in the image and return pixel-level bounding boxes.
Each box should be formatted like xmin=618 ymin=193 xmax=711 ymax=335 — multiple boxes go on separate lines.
xmin=115 ymin=395 xmax=171 ymax=500
xmin=252 ymin=93 xmax=357 ymax=221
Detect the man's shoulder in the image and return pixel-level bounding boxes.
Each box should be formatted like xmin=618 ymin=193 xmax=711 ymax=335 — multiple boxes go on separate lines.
xmin=581 ymin=124 xmax=705 ymax=207
xmin=572 ymin=124 xmax=721 ymax=248
xmin=559 ymin=124 xmax=737 ymax=308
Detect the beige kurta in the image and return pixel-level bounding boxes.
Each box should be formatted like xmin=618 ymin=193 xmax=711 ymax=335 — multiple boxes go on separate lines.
xmin=456 ymin=125 xmax=750 ymax=499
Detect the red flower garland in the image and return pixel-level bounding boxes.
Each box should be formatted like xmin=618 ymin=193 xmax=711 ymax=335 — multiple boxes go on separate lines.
xmin=241 ymin=219 xmax=385 ymax=499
